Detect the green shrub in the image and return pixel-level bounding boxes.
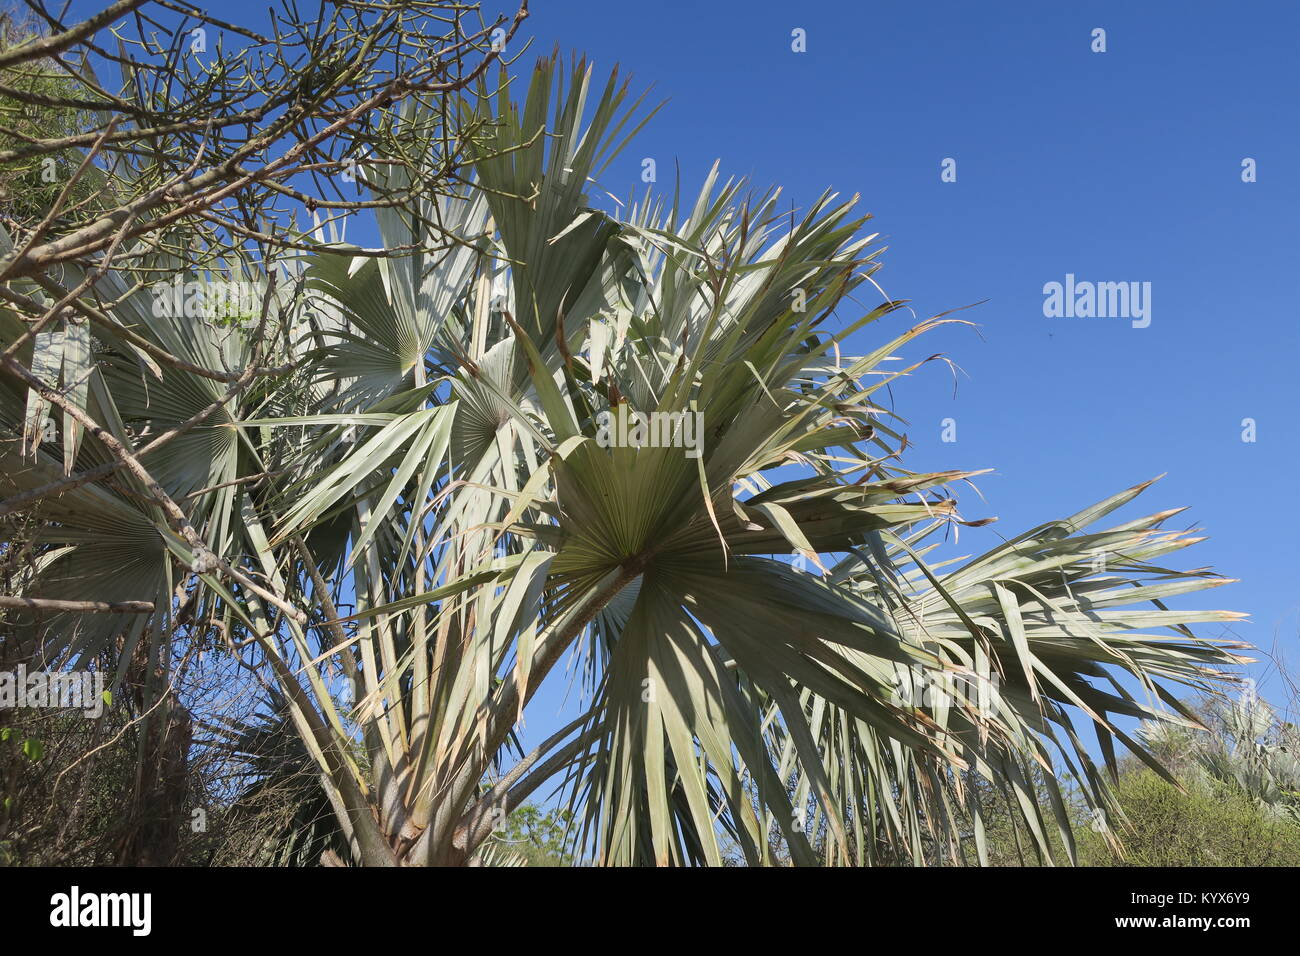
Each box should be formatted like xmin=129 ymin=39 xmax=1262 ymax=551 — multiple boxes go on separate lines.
xmin=1078 ymin=770 xmax=1300 ymax=867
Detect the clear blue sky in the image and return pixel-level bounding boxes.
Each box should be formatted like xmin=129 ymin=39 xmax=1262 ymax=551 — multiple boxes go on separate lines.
xmin=107 ymin=0 xmax=1297 ymax=751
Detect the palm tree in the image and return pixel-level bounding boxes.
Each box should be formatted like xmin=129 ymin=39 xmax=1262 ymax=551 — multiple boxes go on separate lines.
xmin=0 ymin=55 xmax=1248 ymax=866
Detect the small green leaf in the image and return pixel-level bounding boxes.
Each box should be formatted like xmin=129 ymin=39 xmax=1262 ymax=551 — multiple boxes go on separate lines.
xmin=21 ymin=738 xmax=43 ymax=762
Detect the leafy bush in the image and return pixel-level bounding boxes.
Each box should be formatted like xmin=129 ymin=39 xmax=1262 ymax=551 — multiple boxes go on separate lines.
xmin=484 ymin=804 xmax=579 ymax=867
xmin=1077 ymin=770 xmax=1300 ymax=867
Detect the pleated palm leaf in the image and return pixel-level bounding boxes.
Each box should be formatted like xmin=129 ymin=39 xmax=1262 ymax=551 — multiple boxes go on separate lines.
xmin=811 ymin=481 xmax=1247 ymax=864
xmin=0 ymin=247 xmax=296 ymax=673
